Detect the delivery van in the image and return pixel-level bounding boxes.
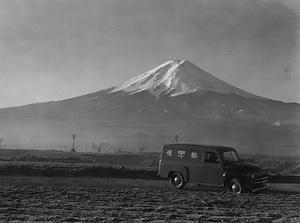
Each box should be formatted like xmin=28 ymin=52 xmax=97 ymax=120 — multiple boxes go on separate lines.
xmin=158 ymin=143 xmax=269 ymax=194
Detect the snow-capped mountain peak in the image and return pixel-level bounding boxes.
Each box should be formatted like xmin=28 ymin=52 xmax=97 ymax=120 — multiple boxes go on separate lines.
xmin=110 ymin=60 xmax=258 ymax=98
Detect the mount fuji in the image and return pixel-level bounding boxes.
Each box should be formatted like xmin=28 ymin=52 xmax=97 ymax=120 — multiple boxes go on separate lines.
xmin=110 ymin=60 xmax=258 ymax=99
xmin=0 ymin=60 xmax=299 ymax=152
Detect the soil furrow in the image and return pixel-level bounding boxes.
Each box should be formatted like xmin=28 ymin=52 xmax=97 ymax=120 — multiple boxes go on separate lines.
xmin=0 ymin=185 xmax=299 ymax=222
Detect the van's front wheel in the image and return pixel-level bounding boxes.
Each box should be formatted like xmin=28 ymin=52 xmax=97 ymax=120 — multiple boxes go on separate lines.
xmin=170 ymin=172 xmax=185 ymax=189
xmin=228 ymin=178 xmax=244 ymax=194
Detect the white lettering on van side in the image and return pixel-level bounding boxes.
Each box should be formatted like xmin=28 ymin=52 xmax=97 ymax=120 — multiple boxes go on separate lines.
xmin=178 ymin=150 xmax=185 ymax=158
xmin=191 ymin=152 xmax=198 ymax=159
xmin=166 ymin=150 xmax=172 ymax=157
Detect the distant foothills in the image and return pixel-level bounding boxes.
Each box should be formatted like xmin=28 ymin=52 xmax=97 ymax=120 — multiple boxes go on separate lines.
xmin=0 ymin=60 xmax=299 ymax=154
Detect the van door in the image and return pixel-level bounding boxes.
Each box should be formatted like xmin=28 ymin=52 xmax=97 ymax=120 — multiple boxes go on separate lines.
xmin=182 ymin=150 xmax=203 ymax=184
xmin=199 ymin=151 xmax=224 ymax=186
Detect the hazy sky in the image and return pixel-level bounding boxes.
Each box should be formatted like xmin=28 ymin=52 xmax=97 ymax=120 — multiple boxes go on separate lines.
xmin=0 ymin=0 xmax=299 ymax=108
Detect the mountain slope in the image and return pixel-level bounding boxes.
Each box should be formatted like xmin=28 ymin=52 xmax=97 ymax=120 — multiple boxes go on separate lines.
xmin=59 ymin=60 xmax=298 ymax=122
xmin=0 ymin=60 xmax=299 ymax=152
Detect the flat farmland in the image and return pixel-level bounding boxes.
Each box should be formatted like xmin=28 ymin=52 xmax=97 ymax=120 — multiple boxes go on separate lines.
xmin=0 ymin=177 xmax=299 ymax=223
xmin=0 ymin=149 xmax=299 ymax=222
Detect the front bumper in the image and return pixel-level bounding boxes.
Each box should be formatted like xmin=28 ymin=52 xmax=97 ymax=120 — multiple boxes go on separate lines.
xmin=252 ymin=185 xmax=270 ymax=193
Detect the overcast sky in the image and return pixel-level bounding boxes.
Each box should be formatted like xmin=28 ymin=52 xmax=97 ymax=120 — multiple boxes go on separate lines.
xmin=0 ymin=0 xmax=299 ymax=108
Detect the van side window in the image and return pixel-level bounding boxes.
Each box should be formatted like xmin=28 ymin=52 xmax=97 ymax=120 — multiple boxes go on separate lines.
xmin=204 ymin=152 xmax=220 ymax=163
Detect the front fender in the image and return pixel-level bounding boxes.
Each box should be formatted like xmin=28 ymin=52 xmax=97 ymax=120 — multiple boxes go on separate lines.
xmin=222 ymin=172 xmax=247 ymax=188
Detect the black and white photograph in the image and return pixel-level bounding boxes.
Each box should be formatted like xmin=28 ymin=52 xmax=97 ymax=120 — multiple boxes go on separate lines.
xmin=0 ymin=0 xmax=299 ymax=222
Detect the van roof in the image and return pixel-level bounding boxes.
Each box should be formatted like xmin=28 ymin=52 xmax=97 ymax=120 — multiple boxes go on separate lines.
xmin=163 ymin=143 xmax=235 ymax=152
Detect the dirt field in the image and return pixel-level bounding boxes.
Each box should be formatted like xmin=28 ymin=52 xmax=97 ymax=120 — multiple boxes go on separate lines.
xmin=0 ymin=149 xmax=299 ymax=222
xmin=0 ymin=177 xmax=299 ymax=223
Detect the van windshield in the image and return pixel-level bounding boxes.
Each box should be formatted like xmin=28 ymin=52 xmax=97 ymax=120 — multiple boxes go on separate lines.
xmin=221 ymin=150 xmax=240 ymax=162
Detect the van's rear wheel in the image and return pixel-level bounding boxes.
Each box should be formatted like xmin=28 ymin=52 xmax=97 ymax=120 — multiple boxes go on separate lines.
xmin=170 ymin=172 xmax=185 ymax=189
xmin=228 ymin=179 xmax=244 ymax=194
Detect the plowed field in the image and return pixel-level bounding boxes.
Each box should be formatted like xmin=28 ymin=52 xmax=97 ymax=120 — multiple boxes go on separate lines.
xmin=0 ymin=183 xmax=299 ymax=223
xmin=0 ymin=150 xmax=299 ymax=222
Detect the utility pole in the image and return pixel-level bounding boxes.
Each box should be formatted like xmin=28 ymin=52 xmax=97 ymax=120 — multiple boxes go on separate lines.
xmin=71 ymin=134 xmax=76 ymax=152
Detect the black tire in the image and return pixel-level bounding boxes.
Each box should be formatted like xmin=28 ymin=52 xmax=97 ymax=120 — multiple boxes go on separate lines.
xmin=170 ymin=172 xmax=186 ymax=189
xmin=228 ymin=178 xmax=244 ymax=194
